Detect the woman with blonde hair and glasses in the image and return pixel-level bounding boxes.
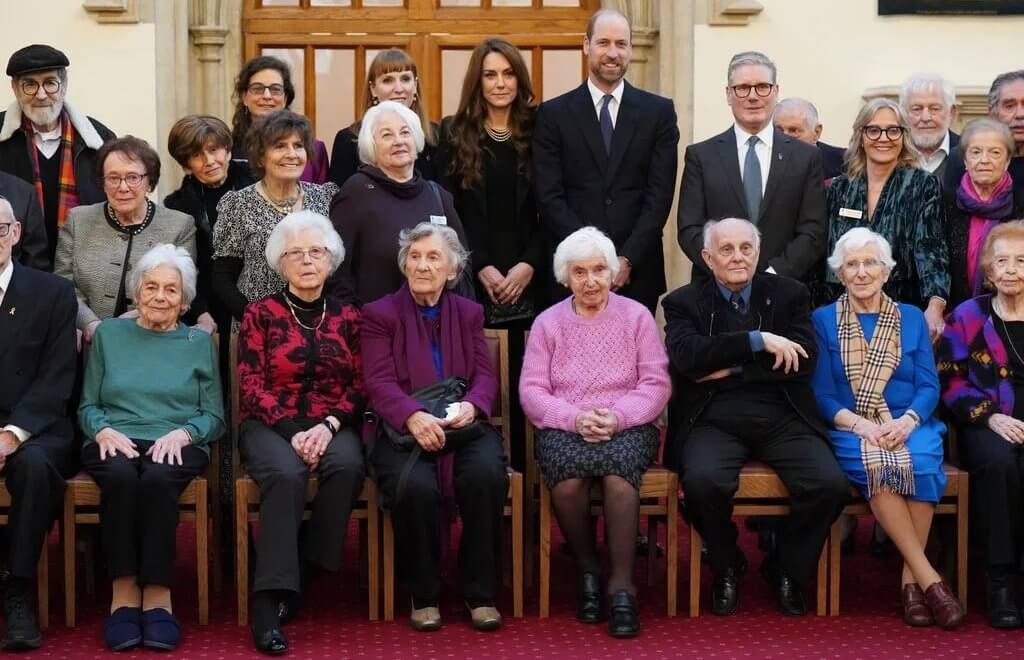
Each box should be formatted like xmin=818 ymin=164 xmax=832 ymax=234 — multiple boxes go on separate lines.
xmin=328 ymin=49 xmax=438 ymax=187
xmin=812 ymin=98 xmax=949 ymax=342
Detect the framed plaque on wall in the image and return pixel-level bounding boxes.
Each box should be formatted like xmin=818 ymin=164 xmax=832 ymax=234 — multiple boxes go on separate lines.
xmin=880 ymin=1 xmax=1024 ymax=14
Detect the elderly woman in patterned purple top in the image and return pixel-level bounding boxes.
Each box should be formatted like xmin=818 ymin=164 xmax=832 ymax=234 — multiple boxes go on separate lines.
xmin=939 ymin=219 xmax=1024 ymax=629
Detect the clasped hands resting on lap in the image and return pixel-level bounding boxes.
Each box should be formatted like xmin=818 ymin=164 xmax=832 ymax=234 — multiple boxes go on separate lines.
xmin=574 ymin=409 xmax=620 ymax=443
xmin=405 ymin=402 xmax=478 ymax=452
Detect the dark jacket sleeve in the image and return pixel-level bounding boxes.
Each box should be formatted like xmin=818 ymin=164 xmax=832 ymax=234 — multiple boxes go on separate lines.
xmin=739 ymin=281 xmax=818 ymax=382
xmin=212 ymin=257 xmax=248 ymax=321
xmin=89 ymin=117 xmax=116 ymax=142
xmin=8 ymin=277 xmax=77 ymax=436
xmin=328 ymin=128 xmax=360 ymax=189
xmin=765 ymin=150 xmax=827 ymax=279
xmin=327 ymin=184 xmax=360 ymax=301
xmin=15 ymin=189 xmax=50 ymax=271
xmin=676 ymin=144 xmax=709 ymax=275
xmin=620 ymin=98 xmax=679 ymax=267
xmin=462 ymin=301 xmax=497 ymax=417
xmin=662 ymin=289 xmax=753 ymax=378
xmin=532 ymin=101 xmax=585 ymax=241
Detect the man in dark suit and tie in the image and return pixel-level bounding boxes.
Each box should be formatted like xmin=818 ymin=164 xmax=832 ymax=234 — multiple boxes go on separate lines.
xmin=532 ymin=8 xmax=679 ymax=312
xmin=0 ymin=172 xmax=48 ymax=271
xmin=0 ymin=194 xmax=76 ymax=650
xmin=677 ymin=51 xmax=826 ymax=285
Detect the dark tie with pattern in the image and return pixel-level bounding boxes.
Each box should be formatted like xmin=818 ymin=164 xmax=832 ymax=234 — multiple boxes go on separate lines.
xmin=729 ymin=292 xmax=745 ymax=314
xmin=743 ymin=135 xmax=762 ymax=223
xmin=600 ymin=94 xmax=614 ymax=154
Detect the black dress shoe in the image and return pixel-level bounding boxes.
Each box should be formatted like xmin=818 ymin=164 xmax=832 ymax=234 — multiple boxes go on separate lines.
xmin=774 ymin=575 xmax=807 ymax=616
xmin=988 ymin=575 xmax=1022 ymax=629
xmin=576 ymin=572 xmax=603 ymax=623
xmin=252 ymin=625 xmax=288 ymax=656
xmin=1 ymin=583 xmax=41 ymax=650
xmin=607 ymin=591 xmax=639 ymax=638
xmin=711 ymin=567 xmax=740 ymax=616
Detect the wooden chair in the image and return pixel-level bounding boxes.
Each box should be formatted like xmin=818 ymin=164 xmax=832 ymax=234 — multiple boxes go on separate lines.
xmin=532 ymin=420 xmax=680 ymax=618
xmin=380 ymin=328 xmax=524 ymax=620
xmin=231 ymin=333 xmax=380 ymax=625
xmin=826 ymin=463 xmax=968 ymax=615
xmin=0 ymin=486 xmax=50 ymax=629
xmin=686 ymin=462 xmax=830 ymax=617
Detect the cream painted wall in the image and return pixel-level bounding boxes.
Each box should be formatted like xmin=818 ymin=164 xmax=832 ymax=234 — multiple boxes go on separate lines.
xmin=692 ymin=0 xmax=1024 ymax=147
xmin=0 ymin=0 xmax=158 ymax=149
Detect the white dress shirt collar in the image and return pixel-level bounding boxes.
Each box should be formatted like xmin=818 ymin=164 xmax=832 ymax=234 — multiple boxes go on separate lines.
xmin=0 ymin=259 xmax=12 ymax=307
xmin=587 ymin=78 xmax=625 ymax=126
xmin=733 ymin=122 xmax=775 ymax=152
xmin=921 ymin=130 xmax=952 ymax=173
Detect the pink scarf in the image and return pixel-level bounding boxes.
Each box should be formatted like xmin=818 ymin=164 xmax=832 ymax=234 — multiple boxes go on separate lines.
xmin=963 ymin=171 xmax=1015 ymax=295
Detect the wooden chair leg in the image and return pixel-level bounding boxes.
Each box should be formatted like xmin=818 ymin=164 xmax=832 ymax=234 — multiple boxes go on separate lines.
xmin=382 ymin=511 xmax=394 ymax=621
xmin=196 ymin=486 xmax=209 ymax=626
xmin=36 ymin=537 xmax=48 ymax=630
xmin=538 ymin=479 xmax=551 ymax=618
xmin=62 ymin=491 xmax=76 ymax=628
xmin=511 ymin=473 xmax=523 ymax=618
xmin=688 ymin=525 xmax=701 ymax=617
xmin=816 ymin=535 xmax=828 ymax=616
xmin=666 ymin=478 xmax=678 ymax=618
xmin=366 ymin=482 xmax=379 ymax=622
xmin=828 ymin=517 xmax=841 ymax=616
xmin=234 ymin=480 xmax=249 ymax=626
xmin=956 ymin=474 xmax=969 ymax=609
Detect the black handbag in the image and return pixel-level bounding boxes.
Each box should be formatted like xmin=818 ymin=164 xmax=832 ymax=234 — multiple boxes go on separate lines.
xmin=485 ymin=296 xmax=535 ymax=325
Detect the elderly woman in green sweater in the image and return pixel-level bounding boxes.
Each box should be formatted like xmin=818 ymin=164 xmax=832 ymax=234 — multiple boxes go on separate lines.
xmin=79 ymin=244 xmax=225 ymax=653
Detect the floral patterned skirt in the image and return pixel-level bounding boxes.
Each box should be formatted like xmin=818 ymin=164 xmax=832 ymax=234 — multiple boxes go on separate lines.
xmin=536 ymin=424 xmax=660 ymax=490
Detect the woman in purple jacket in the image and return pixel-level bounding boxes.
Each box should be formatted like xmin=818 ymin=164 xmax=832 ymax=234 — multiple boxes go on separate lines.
xmin=361 ymin=222 xmax=508 ymax=633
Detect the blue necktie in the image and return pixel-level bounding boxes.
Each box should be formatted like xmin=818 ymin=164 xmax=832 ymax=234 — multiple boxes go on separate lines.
xmin=599 ymin=94 xmax=614 ymax=154
xmin=729 ymin=292 xmax=746 ymax=314
xmin=743 ymin=135 xmax=762 ymax=223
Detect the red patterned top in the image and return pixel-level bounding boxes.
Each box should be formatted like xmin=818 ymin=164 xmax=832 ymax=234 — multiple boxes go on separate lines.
xmin=238 ymin=291 xmax=365 ymax=438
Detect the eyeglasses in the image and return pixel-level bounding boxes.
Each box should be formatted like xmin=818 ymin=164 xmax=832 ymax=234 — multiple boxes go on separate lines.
xmin=19 ymin=78 xmax=61 ymax=96
xmin=0 ymin=222 xmax=13 ymax=238
xmin=842 ymin=258 xmax=884 ymax=275
xmin=863 ymin=125 xmax=904 ymax=141
xmin=729 ymin=83 xmax=775 ymax=98
xmin=282 ymin=246 xmax=329 ymax=262
xmin=247 ymin=83 xmax=286 ymax=98
xmin=103 ymin=173 xmax=148 ymax=189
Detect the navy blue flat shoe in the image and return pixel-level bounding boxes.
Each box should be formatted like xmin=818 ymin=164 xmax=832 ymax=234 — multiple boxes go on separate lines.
xmin=105 ymin=607 xmax=143 ymax=651
xmin=142 ymin=608 xmax=181 ymax=651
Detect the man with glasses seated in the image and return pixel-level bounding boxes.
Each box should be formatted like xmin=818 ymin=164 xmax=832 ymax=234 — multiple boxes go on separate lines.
xmin=0 ymin=44 xmax=115 ymax=264
xmin=677 ymin=51 xmax=826 ymax=287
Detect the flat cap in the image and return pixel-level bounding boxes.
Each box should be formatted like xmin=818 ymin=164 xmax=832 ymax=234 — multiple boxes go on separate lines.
xmin=6 ymin=44 xmax=69 ymax=77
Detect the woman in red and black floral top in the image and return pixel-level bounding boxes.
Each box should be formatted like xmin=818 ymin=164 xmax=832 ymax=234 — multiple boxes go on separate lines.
xmin=237 ymin=210 xmax=364 ymax=655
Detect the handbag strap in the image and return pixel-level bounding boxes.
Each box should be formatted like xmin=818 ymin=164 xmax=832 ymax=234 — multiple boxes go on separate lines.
xmin=394 ymin=446 xmax=423 ymax=505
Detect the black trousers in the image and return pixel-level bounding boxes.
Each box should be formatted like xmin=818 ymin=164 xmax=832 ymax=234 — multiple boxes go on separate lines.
xmin=81 ymin=440 xmax=208 ymax=587
xmin=371 ymin=428 xmax=508 ymax=603
xmin=961 ymin=426 xmax=1024 ymax=570
xmin=240 ymin=421 xmax=365 ymax=593
xmin=1 ymin=440 xmax=67 ymax=579
xmin=678 ymin=402 xmax=848 ymax=582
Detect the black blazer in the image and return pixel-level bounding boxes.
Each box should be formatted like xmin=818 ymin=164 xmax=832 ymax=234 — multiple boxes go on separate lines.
xmin=0 ymin=171 xmax=48 ymax=271
xmin=817 ymin=141 xmax=846 ymax=181
xmin=677 ymin=127 xmax=826 ymax=283
xmin=661 ymin=272 xmax=825 ymax=470
xmin=532 ymin=81 xmax=679 ymax=311
xmin=0 ymin=263 xmax=77 ymax=472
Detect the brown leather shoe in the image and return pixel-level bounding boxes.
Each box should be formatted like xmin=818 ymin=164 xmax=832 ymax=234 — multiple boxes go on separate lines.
xmin=924 ymin=581 xmax=965 ymax=630
xmin=901 ymin=584 xmax=934 ymax=627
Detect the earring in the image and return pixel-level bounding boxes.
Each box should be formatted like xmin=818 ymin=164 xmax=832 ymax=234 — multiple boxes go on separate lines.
xmin=371 ymin=96 xmax=380 ymax=106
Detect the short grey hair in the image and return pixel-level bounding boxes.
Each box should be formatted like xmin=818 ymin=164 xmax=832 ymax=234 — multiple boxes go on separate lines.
xmin=397 ymin=222 xmax=469 ymax=284
xmin=552 ymin=226 xmax=619 ymax=287
xmin=727 ymin=51 xmax=777 ymax=85
xmin=960 ymin=117 xmax=1016 ymax=156
xmin=0 ymin=195 xmax=14 ymax=224
xmin=702 ymin=218 xmax=761 ymax=252
xmin=774 ymin=97 xmax=819 ymax=131
xmin=130 ymin=244 xmax=197 ymax=311
xmin=827 ymin=227 xmax=896 ymax=277
xmin=357 ymin=100 xmax=425 ymax=167
xmin=988 ymin=70 xmax=1024 ymax=112
xmin=899 ymin=73 xmax=956 ymax=111
xmin=264 ymin=210 xmax=346 ymax=276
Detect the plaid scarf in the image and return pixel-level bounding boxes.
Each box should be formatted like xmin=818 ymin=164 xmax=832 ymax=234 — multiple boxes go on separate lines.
xmin=836 ymin=292 xmax=915 ymax=497
xmin=21 ymin=109 xmax=79 ymax=227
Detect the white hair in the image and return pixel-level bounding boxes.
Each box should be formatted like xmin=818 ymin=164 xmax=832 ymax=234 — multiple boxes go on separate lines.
xmin=396 ymin=221 xmax=469 ymax=284
xmin=702 ymin=218 xmax=761 ymax=252
xmin=264 ymin=210 xmax=346 ymax=276
xmin=827 ymin=227 xmax=897 ymax=277
xmin=357 ymin=100 xmax=425 ymax=167
xmin=130 ymin=244 xmax=197 ymax=310
xmin=0 ymin=195 xmax=15 ymax=224
xmin=899 ymin=72 xmax=956 ymax=111
xmin=552 ymin=226 xmax=619 ymax=287
xmin=775 ymin=97 xmax=819 ymax=130
xmin=727 ymin=51 xmax=777 ymax=85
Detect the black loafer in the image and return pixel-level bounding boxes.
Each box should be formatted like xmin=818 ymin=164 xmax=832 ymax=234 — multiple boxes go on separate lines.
xmin=711 ymin=568 xmax=741 ymax=616
xmin=760 ymin=562 xmax=807 ymax=616
xmin=607 ymin=591 xmax=639 ymax=638
xmin=576 ymin=572 xmax=603 ymax=623
xmin=1 ymin=591 xmax=42 ymax=650
xmin=988 ymin=576 xmax=1022 ymax=629
xmin=252 ymin=625 xmax=288 ymax=656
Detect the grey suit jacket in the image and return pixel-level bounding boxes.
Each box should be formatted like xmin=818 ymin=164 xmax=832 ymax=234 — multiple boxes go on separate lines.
xmin=54 ymin=201 xmax=197 ymax=329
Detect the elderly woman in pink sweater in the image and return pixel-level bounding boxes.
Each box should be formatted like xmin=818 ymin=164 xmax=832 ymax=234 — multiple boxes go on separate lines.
xmin=520 ymin=227 xmax=671 ymax=639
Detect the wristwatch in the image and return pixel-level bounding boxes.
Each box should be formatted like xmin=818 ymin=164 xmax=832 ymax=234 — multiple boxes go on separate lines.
xmin=322 ymin=416 xmax=340 ymax=434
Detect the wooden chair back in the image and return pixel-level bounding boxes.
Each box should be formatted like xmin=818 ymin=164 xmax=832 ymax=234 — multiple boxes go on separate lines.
xmin=482 ymin=328 xmax=512 ymax=459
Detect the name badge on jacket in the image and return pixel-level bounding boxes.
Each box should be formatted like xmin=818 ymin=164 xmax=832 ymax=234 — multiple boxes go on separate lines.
xmin=430 ymin=215 xmax=447 ymax=226
xmin=838 ymin=207 xmax=863 ymax=220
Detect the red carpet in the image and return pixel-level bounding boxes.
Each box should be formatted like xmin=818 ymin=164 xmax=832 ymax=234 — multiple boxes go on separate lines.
xmin=29 ymin=517 xmax=1024 ymax=659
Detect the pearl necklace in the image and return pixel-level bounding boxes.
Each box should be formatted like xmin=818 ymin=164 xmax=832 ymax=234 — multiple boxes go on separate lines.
xmin=484 ymin=123 xmax=512 ymax=142
xmin=260 ymin=181 xmax=301 ymax=214
xmin=284 ymin=294 xmax=326 ymax=332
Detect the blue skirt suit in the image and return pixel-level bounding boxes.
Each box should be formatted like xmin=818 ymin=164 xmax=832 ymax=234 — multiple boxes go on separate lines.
xmin=811 ymin=302 xmax=946 ymax=502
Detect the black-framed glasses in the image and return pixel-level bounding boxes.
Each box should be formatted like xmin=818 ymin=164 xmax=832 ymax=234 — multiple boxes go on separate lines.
xmin=863 ymin=125 xmax=904 ymax=141
xmin=0 ymin=222 xmax=13 ymax=238
xmin=729 ymin=83 xmax=775 ymax=98
xmin=19 ymin=78 xmax=61 ymax=96
xmin=103 ymin=173 xmax=148 ymax=189
xmin=247 ymin=83 xmax=285 ymax=98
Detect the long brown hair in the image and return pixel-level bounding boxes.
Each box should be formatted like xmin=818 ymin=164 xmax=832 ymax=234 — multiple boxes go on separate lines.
xmin=230 ymin=56 xmax=297 ymax=152
xmin=446 ymin=38 xmax=535 ymax=189
xmin=350 ymin=49 xmax=434 ymax=146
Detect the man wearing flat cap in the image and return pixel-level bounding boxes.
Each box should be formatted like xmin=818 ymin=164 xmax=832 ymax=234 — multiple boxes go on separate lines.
xmin=0 ymin=44 xmax=114 ymax=264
